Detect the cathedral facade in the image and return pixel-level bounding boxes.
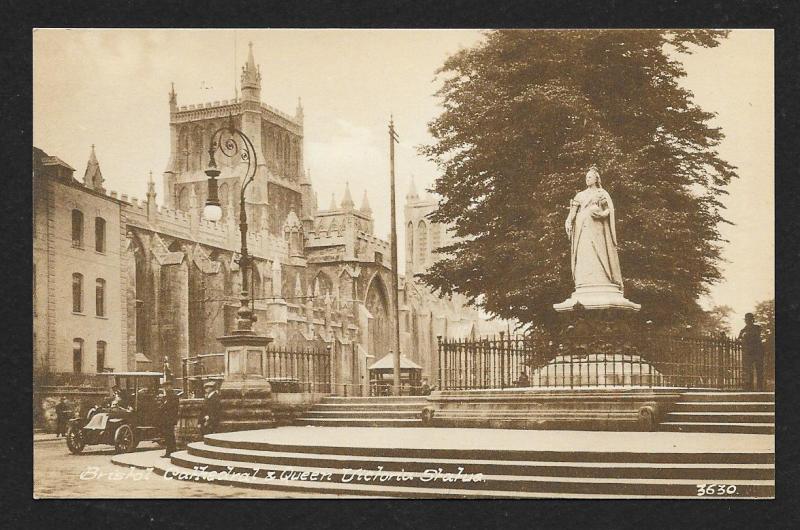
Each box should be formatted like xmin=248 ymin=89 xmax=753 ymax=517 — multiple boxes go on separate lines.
xmin=34 ymin=45 xmax=493 ymax=398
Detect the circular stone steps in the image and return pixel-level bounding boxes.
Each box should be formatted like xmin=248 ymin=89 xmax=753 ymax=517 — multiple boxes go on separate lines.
xmin=111 ymin=427 xmax=774 ymax=498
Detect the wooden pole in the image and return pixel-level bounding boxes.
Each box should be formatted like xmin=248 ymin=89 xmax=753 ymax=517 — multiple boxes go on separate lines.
xmin=389 ymin=116 xmax=401 ymax=395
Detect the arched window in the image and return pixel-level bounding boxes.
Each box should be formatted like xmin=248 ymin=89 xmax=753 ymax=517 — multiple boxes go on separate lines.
xmin=177 ymin=186 xmax=189 ymax=211
xmin=72 ymin=339 xmax=84 ymax=373
xmin=71 ymin=209 xmax=84 ymax=248
xmin=95 ymin=278 xmax=106 ymax=317
xmin=406 ymin=221 xmax=414 ymax=269
xmin=95 ymin=217 xmax=106 ymax=253
xmin=72 ymin=273 xmax=83 ymax=313
xmin=96 ymin=341 xmax=106 ymax=372
xmin=417 ymin=220 xmax=428 ymax=268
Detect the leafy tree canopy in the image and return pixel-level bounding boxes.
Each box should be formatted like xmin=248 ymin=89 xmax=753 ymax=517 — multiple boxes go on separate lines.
xmin=420 ymin=30 xmax=736 ymax=332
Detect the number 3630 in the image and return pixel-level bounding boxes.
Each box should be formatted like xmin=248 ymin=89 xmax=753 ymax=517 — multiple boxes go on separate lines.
xmin=696 ymin=484 xmax=737 ymax=496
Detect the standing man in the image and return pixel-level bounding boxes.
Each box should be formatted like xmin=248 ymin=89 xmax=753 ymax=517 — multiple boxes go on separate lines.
xmin=54 ymin=397 xmax=70 ymax=438
xmin=739 ymin=312 xmax=765 ymax=391
xmin=198 ymin=381 xmax=221 ymax=436
xmin=158 ymin=380 xmax=180 ymax=457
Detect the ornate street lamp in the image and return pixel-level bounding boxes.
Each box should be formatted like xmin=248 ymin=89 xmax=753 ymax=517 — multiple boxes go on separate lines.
xmin=203 ymin=118 xmax=272 ymax=395
xmin=203 ymin=117 xmax=259 ymax=335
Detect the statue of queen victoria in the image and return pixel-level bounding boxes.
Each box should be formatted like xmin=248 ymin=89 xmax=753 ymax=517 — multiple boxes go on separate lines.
xmin=553 ymin=165 xmax=640 ymax=312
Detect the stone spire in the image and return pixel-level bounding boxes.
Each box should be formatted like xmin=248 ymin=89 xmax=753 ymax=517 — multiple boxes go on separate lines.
xmin=360 ymin=189 xmax=372 ymax=214
xmin=147 ymin=170 xmax=156 ymax=198
xmin=240 ymin=41 xmax=262 ymax=102
xmin=341 ymin=182 xmax=355 ymax=210
xmin=168 ymin=82 xmax=177 ymax=112
xmin=295 ymin=96 xmax=304 ymax=122
xmin=406 ymin=174 xmax=419 ymax=200
xmin=83 ymin=144 xmax=105 ymax=191
xmin=329 ymin=193 xmax=337 ymax=211
xmin=146 ymin=170 xmax=157 ymax=220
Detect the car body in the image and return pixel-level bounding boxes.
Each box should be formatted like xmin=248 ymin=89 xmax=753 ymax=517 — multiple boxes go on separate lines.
xmin=66 ymin=372 xmax=173 ymax=454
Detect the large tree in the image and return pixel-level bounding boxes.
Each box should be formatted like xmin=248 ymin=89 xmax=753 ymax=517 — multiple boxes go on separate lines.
xmin=420 ymin=30 xmax=736 ymax=332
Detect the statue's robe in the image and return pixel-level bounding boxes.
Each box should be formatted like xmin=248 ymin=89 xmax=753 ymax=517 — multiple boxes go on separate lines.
xmin=569 ymin=187 xmax=623 ymax=288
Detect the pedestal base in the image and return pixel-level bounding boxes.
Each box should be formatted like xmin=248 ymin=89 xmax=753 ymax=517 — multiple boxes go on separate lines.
xmin=553 ymin=284 xmax=641 ymax=312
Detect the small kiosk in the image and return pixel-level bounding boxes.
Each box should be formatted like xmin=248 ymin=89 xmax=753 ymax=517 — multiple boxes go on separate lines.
xmin=368 ymin=353 xmax=423 ymax=396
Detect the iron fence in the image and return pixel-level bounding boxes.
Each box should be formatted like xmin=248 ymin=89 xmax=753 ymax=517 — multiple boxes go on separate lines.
xmin=180 ymin=343 xmax=331 ymax=396
xmin=437 ymin=332 xmax=743 ymax=391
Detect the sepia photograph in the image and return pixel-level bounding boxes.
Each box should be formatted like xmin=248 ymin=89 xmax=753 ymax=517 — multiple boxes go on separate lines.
xmin=32 ymin=28 xmax=774 ymax=499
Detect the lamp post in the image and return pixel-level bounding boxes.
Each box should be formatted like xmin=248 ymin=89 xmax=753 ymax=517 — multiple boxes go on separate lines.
xmin=203 ymin=117 xmax=272 ymax=394
xmin=203 ymin=117 xmax=259 ymax=335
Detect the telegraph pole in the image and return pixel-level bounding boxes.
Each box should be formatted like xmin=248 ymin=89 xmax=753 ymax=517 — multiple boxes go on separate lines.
xmin=389 ymin=116 xmax=401 ymax=395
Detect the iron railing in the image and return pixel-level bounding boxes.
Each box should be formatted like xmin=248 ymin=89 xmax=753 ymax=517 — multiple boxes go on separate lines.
xmin=437 ymin=332 xmax=743 ymax=391
xmin=180 ymin=343 xmax=331 ymax=397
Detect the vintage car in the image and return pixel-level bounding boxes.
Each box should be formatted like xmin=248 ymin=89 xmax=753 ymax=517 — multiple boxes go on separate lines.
xmin=66 ymin=372 xmax=171 ymax=454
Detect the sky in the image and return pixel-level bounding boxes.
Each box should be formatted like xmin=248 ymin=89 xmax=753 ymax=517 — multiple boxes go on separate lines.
xmin=33 ymin=29 xmax=773 ymax=327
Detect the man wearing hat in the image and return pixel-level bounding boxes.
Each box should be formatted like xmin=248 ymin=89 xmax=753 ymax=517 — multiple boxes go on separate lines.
xmin=158 ymin=380 xmax=180 ymax=457
xmin=198 ymin=380 xmax=221 ymax=436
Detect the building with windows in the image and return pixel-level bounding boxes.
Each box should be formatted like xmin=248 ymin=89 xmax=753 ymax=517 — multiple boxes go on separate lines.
xmin=33 ymin=145 xmax=126 ymax=380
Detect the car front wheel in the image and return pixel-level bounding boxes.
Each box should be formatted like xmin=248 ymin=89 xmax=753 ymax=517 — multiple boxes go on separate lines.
xmin=114 ymin=424 xmax=137 ymax=453
xmin=66 ymin=425 xmax=85 ymax=454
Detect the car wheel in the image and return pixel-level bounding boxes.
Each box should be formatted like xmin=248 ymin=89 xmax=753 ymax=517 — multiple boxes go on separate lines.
xmin=114 ymin=424 xmax=136 ymax=453
xmin=66 ymin=425 xmax=85 ymax=454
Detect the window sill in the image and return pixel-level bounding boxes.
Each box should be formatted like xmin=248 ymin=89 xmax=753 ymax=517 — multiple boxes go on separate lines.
xmin=95 ymin=250 xmax=106 ymax=255
xmin=72 ymin=311 xmax=86 ymax=316
xmin=95 ymin=315 xmax=108 ymax=320
xmin=72 ymin=244 xmax=84 ymax=250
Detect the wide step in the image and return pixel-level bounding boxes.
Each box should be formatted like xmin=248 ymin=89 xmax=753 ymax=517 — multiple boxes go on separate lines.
xmin=296 ymin=396 xmax=427 ymax=427
xmin=660 ymin=422 xmax=774 ymax=435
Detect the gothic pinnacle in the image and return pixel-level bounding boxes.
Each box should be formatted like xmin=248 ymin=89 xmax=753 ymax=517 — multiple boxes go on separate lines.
xmin=360 ymin=189 xmax=372 ymax=214
xmin=341 ymin=181 xmax=354 ymax=209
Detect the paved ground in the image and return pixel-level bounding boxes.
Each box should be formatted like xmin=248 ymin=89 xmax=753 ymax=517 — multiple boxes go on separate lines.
xmin=210 ymin=426 xmax=775 ymax=453
xmin=33 ymin=436 xmax=336 ymax=498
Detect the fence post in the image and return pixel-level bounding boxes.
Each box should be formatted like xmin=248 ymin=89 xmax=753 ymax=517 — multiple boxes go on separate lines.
xmin=437 ymin=336 xmax=443 ymax=390
xmin=499 ymin=331 xmax=505 ymax=389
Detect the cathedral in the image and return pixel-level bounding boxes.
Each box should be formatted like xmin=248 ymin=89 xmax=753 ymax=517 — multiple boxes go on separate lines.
xmin=34 ymin=44 xmax=498 ymax=399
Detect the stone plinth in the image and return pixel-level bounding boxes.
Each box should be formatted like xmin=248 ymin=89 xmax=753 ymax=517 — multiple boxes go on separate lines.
xmin=217 ymin=333 xmax=273 ymax=392
xmin=423 ymin=388 xmax=681 ymax=431
xmin=554 ymin=283 xmax=640 ymax=312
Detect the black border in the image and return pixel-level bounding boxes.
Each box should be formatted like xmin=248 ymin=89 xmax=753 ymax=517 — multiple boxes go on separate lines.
xmin=3 ymin=0 xmax=798 ymax=528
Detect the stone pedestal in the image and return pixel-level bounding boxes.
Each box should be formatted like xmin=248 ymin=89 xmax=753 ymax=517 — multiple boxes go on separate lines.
xmin=217 ymin=333 xmax=273 ymax=392
xmin=553 ymin=283 xmax=640 ymax=312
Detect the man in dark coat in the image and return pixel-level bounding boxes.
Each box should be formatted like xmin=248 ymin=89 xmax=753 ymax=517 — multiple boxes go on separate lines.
xmin=54 ymin=397 xmax=70 ymax=438
xmin=198 ymin=381 xmax=222 ymax=435
xmin=158 ymin=380 xmax=180 ymax=457
xmin=739 ymin=312 xmax=765 ymax=391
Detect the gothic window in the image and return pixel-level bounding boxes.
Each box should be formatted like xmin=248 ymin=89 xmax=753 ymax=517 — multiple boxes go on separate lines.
xmin=313 ymin=272 xmax=333 ymax=305
xmin=365 ymin=276 xmax=390 ymax=356
xmin=179 ymin=127 xmax=190 ymax=171
xmin=95 ymin=217 xmax=106 ymax=253
xmin=71 ymin=209 xmax=84 ymax=248
xmin=417 ymin=220 xmax=428 ymax=268
xmin=72 ymin=338 xmax=84 ymax=373
xmin=72 ymin=273 xmax=83 ymax=313
xmin=95 ymin=278 xmax=106 ymax=317
xmin=431 ymin=222 xmax=442 ymax=260
xmin=177 ymin=186 xmax=189 ymax=211
xmin=406 ymin=221 xmax=414 ymax=268
xmin=96 ymin=341 xmax=106 ymax=372
xmin=190 ymin=127 xmax=203 ymax=171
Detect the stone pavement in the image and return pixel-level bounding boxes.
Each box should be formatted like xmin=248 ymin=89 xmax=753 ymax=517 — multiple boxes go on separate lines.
xmin=33 ymin=436 xmax=340 ymax=498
